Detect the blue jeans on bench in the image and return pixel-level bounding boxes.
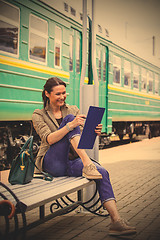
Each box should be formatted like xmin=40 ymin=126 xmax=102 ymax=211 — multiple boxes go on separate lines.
xmin=43 ymin=114 xmax=115 ymax=204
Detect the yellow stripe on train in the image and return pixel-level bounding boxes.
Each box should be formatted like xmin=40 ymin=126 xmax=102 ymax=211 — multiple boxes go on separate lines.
xmin=0 ymin=55 xmax=70 ymax=79
xmin=108 ymin=84 xmax=160 ymax=101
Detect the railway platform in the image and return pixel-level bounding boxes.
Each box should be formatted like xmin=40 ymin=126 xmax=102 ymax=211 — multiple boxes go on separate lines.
xmin=1 ymin=136 xmax=160 ymax=240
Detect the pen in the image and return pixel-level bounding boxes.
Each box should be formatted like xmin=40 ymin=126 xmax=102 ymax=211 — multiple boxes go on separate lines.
xmin=74 ymin=116 xmax=86 ymax=119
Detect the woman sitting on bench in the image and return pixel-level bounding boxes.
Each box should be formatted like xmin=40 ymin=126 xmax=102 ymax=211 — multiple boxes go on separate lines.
xmin=32 ymin=77 xmax=136 ymax=236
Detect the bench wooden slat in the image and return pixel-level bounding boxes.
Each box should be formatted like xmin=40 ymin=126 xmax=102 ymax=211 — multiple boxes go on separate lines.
xmin=1 ymin=177 xmax=67 ymax=193
xmin=0 ymin=177 xmax=94 ymax=211
xmin=1 ymin=177 xmax=76 ymax=198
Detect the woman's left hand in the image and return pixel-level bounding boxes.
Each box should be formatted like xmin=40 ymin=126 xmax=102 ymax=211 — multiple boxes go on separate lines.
xmin=95 ymin=124 xmax=102 ymax=136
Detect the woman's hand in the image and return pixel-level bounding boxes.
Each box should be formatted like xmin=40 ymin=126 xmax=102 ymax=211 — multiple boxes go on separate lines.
xmin=95 ymin=124 xmax=102 ymax=136
xmin=69 ymin=114 xmax=86 ymax=129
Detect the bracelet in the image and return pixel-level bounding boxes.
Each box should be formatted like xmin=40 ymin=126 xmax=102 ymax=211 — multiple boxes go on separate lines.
xmin=66 ymin=123 xmax=74 ymax=131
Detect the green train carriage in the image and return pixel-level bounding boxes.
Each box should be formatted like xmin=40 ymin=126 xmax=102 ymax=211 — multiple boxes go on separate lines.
xmin=95 ymin=35 xmax=160 ymax=146
xmin=0 ymin=0 xmax=160 ymax=169
xmin=106 ymin=43 xmax=160 ymax=141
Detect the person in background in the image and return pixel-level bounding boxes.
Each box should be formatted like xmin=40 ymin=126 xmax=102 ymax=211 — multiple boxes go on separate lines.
xmin=32 ymin=77 xmax=136 ymax=236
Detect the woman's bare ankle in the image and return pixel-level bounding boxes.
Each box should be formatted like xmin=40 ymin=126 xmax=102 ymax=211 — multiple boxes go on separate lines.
xmin=81 ymin=154 xmax=92 ymax=167
xmin=83 ymin=161 xmax=92 ymax=167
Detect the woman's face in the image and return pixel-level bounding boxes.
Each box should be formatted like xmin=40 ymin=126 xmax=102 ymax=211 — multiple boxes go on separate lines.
xmin=45 ymin=85 xmax=67 ymax=108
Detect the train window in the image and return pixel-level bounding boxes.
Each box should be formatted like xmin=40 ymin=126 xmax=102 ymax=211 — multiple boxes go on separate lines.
xmin=113 ymin=55 xmax=121 ymax=84
xmin=155 ymin=74 xmax=159 ymax=95
xmin=109 ymin=62 xmax=112 ymax=73
xmin=0 ymin=1 xmax=19 ymax=56
xmin=55 ymin=26 xmax=62 ymax=67
xmin=64 ymin=2 xmax=69 ymax=12
xmin=109 ymin=53 xmax=112 ymax=75
xmin=98 ymin=25 xmax=102 ymax=33
xmin=69 ymin=35 xmax=73 ymax=71
xmin=141 ymin=68 xmax=147 ymax=91
xmin=103 ymin=51 xmax=106 ymax=81
xmin=124 ymin=60 xmax=131 ymax=87
xmin=148 ymin=71 xmax=153 ymax=93
xmin=105 ymin=28 xmax=109 ymax=37
xmin=29 ymin=14 xmax=48 ymax=63
xmin=98 ymin=50 xmax=101 ymax=80
xmin=70 ymin=7 xmax=76 ymax=16
xmin=76 ymin=38 xmax=80 ymax=73
xmin=133 ymin=64 xmax=139 ymax=89
xmin=80 ymin=13 xmax=83 ymax=21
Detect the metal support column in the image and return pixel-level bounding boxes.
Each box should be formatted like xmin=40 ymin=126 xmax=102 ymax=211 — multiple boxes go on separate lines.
xmin=79 ymin=0 xmax=99 ymax=208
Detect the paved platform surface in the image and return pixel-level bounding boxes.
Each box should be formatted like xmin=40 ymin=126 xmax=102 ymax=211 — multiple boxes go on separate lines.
xmin=25 ymin=137 xmax=160 ymax=240
xmin=2 ymin=137 xmax=160 ymax=240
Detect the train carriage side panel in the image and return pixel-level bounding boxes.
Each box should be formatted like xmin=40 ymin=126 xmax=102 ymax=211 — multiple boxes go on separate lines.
xmin=106 ymin=43 xmax=160 ymax=139
xmin=0 ymin=0 xmax=73 ymax=122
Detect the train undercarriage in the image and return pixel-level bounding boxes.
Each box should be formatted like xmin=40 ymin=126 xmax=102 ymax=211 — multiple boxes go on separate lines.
xmin=100 ymin=121 xmax=160 ymax=149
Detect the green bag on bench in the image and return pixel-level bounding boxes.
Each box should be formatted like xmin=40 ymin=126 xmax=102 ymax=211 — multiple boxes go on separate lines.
xmin=8 ymin=136 xmax=53 ymax=185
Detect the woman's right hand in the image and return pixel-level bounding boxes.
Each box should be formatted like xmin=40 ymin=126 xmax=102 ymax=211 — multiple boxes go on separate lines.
xmin=69 ymin=114 xmax=86 ymax=129
xmin=47 ymin=114 xmax=85 ymax=145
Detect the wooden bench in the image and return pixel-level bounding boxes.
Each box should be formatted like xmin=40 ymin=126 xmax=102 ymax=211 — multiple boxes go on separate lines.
xmin=0 ymin=176 xmax=109 ymax=239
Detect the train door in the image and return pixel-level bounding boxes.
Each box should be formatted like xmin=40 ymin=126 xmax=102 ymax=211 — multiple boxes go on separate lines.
xmin=97 ymin=44 xmax=108 ymax=133
xmin=69 ymin=29 xmax=82 ymax=107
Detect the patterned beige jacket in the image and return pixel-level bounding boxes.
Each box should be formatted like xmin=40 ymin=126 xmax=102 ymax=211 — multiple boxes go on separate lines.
xmin=32 ymin=104 xmax=80 ymax=173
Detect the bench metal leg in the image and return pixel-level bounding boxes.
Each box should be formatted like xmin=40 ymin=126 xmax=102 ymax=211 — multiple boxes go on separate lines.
xmin=80 ymin=187 xmax=109 ymax=217
xmin=50 ymin=187 xmax=109 ymax=217
xmin=40 ymin=205 xmax=45 ymax=220
xmin=78 ymin=190 xmax=82 ymax=202
xmin=0 ymin=182 xmax=27 ymax=240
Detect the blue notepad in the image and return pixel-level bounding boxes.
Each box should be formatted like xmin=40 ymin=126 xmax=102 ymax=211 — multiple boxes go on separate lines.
xmin=78 ymin=106 xmax=105 ymax=149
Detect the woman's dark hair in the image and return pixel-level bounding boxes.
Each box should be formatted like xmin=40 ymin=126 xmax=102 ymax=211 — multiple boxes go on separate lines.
xmin=42 ymin=77 xmax=66 ymax=108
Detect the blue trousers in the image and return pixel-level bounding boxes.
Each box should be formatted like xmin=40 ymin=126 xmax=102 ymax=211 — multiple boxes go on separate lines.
xmin=43 ymin=114 xmax=115 ymax=204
